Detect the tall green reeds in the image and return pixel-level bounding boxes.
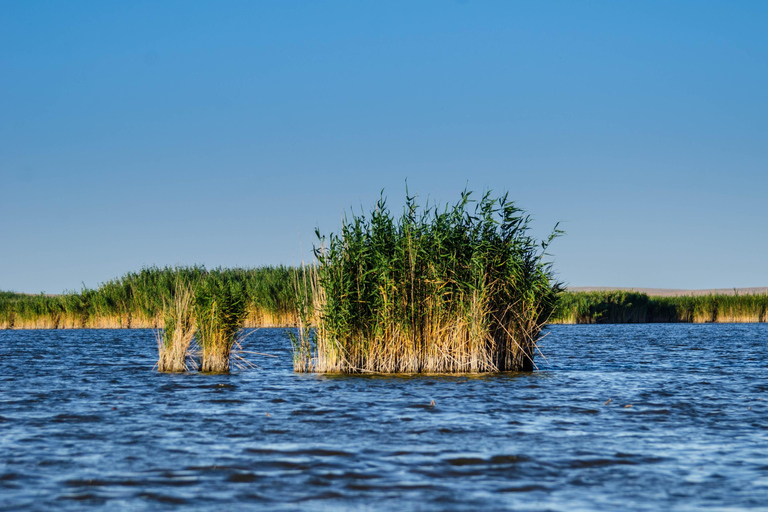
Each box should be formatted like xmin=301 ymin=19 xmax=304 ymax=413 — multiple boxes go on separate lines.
xmin=194 ymin=272 xmax=248 ymax=372
xmin=293 ymin=190 xmax=563 ymax=373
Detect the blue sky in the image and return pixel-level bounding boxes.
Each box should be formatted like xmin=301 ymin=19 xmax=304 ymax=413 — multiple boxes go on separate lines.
xmin=1 ymin=1 xmax=766 ymax=293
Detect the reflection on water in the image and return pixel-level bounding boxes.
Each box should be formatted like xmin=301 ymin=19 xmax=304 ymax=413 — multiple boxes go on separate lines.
xmin=1 ymin=324 xmax=767 ymax=510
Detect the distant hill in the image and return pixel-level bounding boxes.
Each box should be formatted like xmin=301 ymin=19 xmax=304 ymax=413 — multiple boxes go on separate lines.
xmin=567 ymin=287 xmax=768 ymax=297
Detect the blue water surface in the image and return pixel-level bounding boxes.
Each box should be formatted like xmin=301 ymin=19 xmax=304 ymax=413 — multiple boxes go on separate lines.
xmin=1 ymin=324 xmax=767 ymax=511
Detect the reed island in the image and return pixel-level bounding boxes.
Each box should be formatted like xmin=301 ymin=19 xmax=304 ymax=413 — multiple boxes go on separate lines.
xmin=291 ymin=191 xmax=563 ymax=373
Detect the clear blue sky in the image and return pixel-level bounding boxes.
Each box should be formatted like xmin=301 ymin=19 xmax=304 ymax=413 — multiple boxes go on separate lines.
xmin=1 ymin=1 xmax=766 ymax=293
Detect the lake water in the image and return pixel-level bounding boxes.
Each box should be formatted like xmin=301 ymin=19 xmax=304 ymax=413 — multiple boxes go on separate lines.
xmin=1 ymin=324 xmax=767 ymax=511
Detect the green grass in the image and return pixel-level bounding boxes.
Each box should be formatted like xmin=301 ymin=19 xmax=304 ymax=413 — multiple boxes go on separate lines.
xmin=292 ymin=190 xmax=563 ymax=373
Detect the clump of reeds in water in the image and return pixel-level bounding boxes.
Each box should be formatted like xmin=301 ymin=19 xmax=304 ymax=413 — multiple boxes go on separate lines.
xmin=293 ymin=190 xmax=563 ymax=374
xmin=194 ymin=273 xmax=249 ymax=372
xmin=156 ymin=279 xmax=196 ymax=372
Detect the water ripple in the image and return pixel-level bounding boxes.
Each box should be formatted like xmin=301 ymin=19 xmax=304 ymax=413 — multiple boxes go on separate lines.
xmin=0 ymin=325 xmax=767 ymax=510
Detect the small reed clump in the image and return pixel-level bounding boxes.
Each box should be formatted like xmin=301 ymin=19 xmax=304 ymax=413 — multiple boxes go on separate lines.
xmin=194 ymin=273 xmax=249 ymax=372
xmin=292 ymin=190 xmax=563 ymax=373
xmin=156 ymin=279 xmax=196 ymax=372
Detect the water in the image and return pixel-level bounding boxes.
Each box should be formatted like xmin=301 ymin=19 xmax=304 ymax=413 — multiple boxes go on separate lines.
xmin=1 ymin=324 xmax=767 ymax=511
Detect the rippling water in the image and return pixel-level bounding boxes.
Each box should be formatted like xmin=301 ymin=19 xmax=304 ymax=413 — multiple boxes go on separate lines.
xmin=1 ymin=324 xmax=767 ymax=511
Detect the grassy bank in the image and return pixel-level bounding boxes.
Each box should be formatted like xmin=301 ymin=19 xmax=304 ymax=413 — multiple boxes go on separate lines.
xmin=0 ymin=266 xmax=300 ymax=329
xmin=552 ymin=290 xmax=768 ymax=324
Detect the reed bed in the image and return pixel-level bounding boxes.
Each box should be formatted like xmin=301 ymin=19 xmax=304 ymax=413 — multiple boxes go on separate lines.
xmin=292 ymin=190 xmax=563 ymax=373
xmin=552 ymin=291 xmax=768 ymax=324
xmin=1 ymin=266 xmax=300 ymax=330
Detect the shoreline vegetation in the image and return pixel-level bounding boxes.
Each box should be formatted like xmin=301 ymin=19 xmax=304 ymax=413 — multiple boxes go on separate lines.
xmin=0 ymin=266 xmax=299 ymax=330
xmin=551 ymin=290 xmax=768 ymax=324
xmin=2 ymin=279 xmax=767 ymax=330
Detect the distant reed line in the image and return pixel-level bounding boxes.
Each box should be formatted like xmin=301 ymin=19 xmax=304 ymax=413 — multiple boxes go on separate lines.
xmin=4 ymin=286 xmax=767 ymax=330
xmin=0 ymin=266 xmax=301 ymax=330
xmin=3 ymin=285 xmax=767 ymax=330
xmin=551 ymin=290 xmax=768 ymax=324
